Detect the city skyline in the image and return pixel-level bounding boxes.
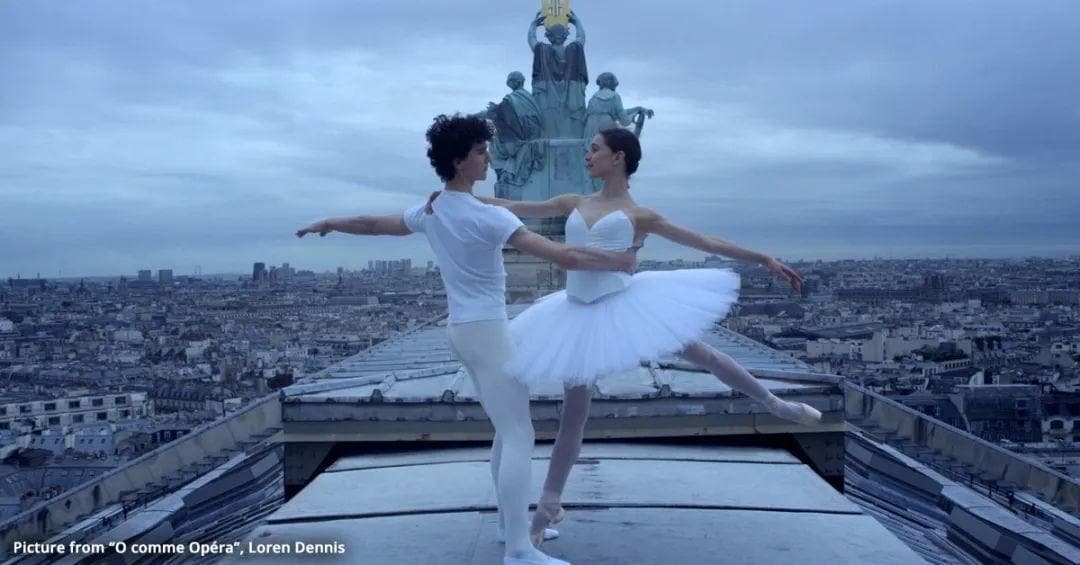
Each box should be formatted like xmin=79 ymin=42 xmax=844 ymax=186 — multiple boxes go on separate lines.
xmin=3 ymin=1 xmax=1078 ymax=279
xmin=6 ymin=249 xmax=1080 ymax=283
xmin=6 ymin=251 xmax=1080 ymax=283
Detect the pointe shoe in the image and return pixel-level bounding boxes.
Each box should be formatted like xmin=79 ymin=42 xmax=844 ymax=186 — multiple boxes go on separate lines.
xmin=497 ymin=525 xmax=558 ymax=543
xmin=786 ymin=402 xmax=823 ymax=426
xmin=504 ymin=549 xmax=571 ymax=565
xmin=765 ymin=397 xmax=823 ymax=426
xmin=530 ymin=501 xmax=566 ymax=546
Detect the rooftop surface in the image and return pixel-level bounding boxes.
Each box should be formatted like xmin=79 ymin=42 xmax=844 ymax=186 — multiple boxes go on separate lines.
xmin=281 ymin=312 xmax=844 ymax=439
xmin=295 ymin=304 xmax=817 ymax=387
xmin=277 ymin=313 xmax=847 ymax=499
xmin=233 ymin=443 xmax=925 ymax=565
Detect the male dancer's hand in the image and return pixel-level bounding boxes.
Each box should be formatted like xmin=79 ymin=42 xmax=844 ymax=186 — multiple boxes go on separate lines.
xmin=765 ymin=257 xmax=803 ymax=295
xmin=296 ymin=221 xmax=331 ymax=238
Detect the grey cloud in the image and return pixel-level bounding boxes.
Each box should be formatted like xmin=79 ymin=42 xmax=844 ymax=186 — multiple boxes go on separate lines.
xmin=1 ymin=1 xmax=1078 ymax=278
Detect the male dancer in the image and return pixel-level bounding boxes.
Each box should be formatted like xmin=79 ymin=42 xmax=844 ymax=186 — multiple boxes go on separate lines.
xmin=296 ymin=114 xmax=633 ymax=565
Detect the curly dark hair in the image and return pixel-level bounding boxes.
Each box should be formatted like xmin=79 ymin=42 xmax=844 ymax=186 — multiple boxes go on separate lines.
xmin=425 ymin=114 xmax=494 ymax=182
xmin=598 ymin=127 xmax=642 ymax=177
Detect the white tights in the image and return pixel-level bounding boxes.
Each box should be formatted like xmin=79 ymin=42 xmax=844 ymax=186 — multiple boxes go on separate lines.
xmin=447 ymin=320 xmax=535 ymax=557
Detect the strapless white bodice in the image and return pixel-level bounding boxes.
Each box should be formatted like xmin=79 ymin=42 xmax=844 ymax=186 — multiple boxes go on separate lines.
xmin=564 ymin=208 xmax=634 ymax=303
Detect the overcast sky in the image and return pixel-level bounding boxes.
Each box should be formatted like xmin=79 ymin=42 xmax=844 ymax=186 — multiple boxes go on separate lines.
xmin=2 ymin=1 xmax=1078 ymax=278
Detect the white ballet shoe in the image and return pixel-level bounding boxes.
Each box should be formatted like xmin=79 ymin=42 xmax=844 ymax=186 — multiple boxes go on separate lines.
xmin=504 ymin=548 xmax=571 ymax=565
xmin=497 ymin=525 xmax=559 ymax=543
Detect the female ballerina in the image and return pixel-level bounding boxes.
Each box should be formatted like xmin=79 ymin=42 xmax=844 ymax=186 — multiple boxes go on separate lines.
xmin=446 ymin=127 xmax=823 ymax=545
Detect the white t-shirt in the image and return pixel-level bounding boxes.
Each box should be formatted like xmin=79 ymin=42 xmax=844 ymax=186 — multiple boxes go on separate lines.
xmin=403 ymin=190 xmax=524 ymax=324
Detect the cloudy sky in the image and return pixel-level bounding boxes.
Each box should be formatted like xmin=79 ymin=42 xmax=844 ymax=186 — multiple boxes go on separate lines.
xmin=2 ymin=1 xmax=1078 ymax=279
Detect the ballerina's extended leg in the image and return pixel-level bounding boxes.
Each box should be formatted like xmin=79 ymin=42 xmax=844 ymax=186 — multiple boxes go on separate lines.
xmin=678 ymin=341 xmax=822 ymax=425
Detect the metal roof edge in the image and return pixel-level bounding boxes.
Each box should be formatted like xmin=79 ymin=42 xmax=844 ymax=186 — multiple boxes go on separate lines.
xmin=282 ymin=363 xmax=462 ymax=399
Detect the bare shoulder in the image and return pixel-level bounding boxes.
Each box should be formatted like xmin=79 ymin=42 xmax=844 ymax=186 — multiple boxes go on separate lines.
xmin=555 ymin=193 xmax=583 ymax=212
xmin=629 ymin=206 xmax=664 ymax=230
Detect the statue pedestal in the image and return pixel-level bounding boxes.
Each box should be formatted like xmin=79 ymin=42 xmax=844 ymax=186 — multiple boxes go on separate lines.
xmin=496 ymin=138 xmax=595 ymax=237
xmin=503 ymin=242 xmax=565 ymax=303
xmin=495 ymin=137 xmax=591 ymax=300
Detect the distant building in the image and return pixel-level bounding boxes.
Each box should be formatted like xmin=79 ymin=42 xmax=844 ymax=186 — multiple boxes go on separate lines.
xmin=23 ymin=433 xmax=66 ymax=456
xmin=921 ymin=272 xmax=947 ymax=299
xmin=703 ymin=255 xmax=737 ymax=269
xmin=112 ymin=329 xmax=143 ymax=344
xmin=951 ymin=385 xmax=1043 ymax=443
xmin=137 ymin=270 xmax=152 ymax=282
xmin=5 ymin=278 xmax=47 ymax=290
xmin=1042 ymin=391 xmax=1080 ymax=444
xmin=370 ymin=259 xmax=414 ymax=276
xmin=158 ymin=269 xmax=173 ymax=284
xmin=0 ymin=392 xmax=149 ymax=434
xmin=252 ymin=262 xmax=266 ymax=282
xmin=72 ymin=425 xmax=117 ymax=456
xmin=835 ymin=287 xmax=920 ymax=303
xmin=891 ymin=391 xmax=965 ymax=427
xmin=1048 ymin=289 xmax=1080 ymax=305
xmin=1012 ymin=289 xmax=1080 ymax=306
xmin=150 ymin=388 xmax=214 ymax=414
xmin=314 ymin=335 xmax=365 ymax=356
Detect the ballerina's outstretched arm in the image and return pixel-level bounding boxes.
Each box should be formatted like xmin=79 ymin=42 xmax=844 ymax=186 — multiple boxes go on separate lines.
xmin=426 ymin=191 xmax=580 ymax=219
xmin=638 ymin=208 xmax=804 ymax=294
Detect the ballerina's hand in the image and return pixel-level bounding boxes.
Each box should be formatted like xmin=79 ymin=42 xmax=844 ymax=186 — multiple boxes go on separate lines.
xmin=765 ymin=258 xmax=803 ymax=295
xmin=621 ymin=235 xmax=645 ymax=273
xmin=619 ymin=250 xmax=637 ymax=274
xmin=424 ymin=191 xmax=441 ymax=214
xmin=296 ymin=221 xmax=330 ymax=238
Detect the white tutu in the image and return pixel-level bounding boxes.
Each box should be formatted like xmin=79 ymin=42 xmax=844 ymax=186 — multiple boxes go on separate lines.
xmin=506 ymin=268 xmax=740 ymax=387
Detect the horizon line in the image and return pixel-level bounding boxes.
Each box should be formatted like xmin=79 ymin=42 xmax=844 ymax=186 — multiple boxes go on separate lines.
xmin=4 ymin=252 xmax=1079 ymax=282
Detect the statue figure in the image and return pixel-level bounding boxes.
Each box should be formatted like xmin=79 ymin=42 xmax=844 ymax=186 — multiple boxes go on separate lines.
xmin=584 ymin=72 xmax=654 ymax=141
xmin=478 ymin=72 xmax=545 ymax=197
xmin=528 ymin=10 xmax=588 ymax=138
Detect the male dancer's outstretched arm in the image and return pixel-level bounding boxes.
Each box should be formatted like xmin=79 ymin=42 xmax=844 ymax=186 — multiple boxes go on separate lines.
xmin=297 ymin=208 xmax=634 ymax=272
xmin=295 ymin=215 xmax=410 ymax=237
xmin=507 ymin=227 xmax=634 ymax=271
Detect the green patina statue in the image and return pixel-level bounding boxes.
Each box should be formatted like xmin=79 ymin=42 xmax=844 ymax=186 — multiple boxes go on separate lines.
xmin=479 ymin=8 xmax=655 ymax=233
